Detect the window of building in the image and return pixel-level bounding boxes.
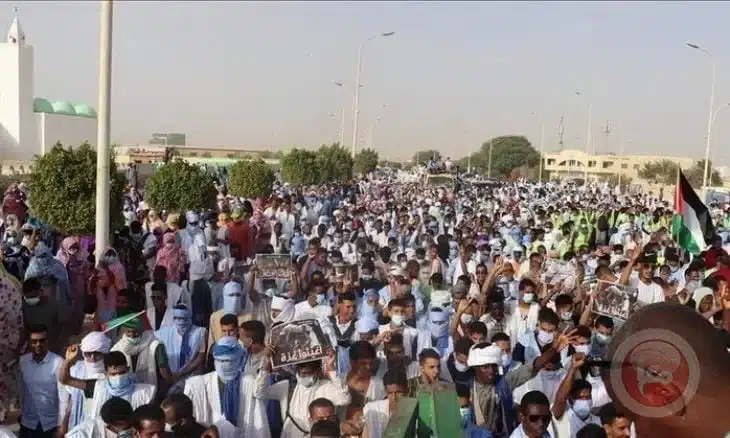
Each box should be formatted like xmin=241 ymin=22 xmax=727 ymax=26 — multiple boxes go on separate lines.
xmin=633 ymin=164 xmax=639 ymax=170
xmin=621 ymin=163 xmax=628 ymax=169
xmin=547 ymin=159 xmax=556 ymax=166
xmin=603 ymin=161 xmax=614 ymax=169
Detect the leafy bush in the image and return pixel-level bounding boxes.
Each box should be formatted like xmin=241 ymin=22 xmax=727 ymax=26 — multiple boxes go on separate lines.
xmin=146 ymin=159 xmax=217 ymax=212
xmin=356 ymin=149 xmax=380 ymax=175
xmin=29 ymin=142 xmax=125 ymax=234
xmin=315 ymin=143 xmax=353 ymax=182
xmin=280 ymin=148 xmax=319 ymax=185
xmin=228 ymin=159 xmax=276 ymax=198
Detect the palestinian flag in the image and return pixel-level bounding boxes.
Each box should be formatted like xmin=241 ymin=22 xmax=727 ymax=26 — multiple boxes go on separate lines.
xmin=672 ymin=170 xmax=715 ymax=255
xmin=101 ymin=310 xmax=147 ymax=333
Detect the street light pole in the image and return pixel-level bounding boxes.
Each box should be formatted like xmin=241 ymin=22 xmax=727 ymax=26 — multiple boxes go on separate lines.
xmin=95 ymin=0 xmax=113 ymax=264
xmin=584 ymin=103 xmax=592 ymax=182
xmin=539 ymin=122 xmax=545 ymax=183
xmin=687 ymin=41 xmax=716 ymax=200
xmin=487 ymin=140 xmax=494 ymax=178
xmin=350 ymin=32 xmax=395 ymax=159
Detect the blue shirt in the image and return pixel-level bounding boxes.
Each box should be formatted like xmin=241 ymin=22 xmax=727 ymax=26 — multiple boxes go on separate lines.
xmin=20 ymin=351 xmax=63 ymax=432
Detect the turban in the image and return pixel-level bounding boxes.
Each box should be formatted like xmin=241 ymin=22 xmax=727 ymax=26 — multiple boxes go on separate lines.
xmin=80 ymin=331 xmax=111 ymax=354
xmin=271 ymin=297 xmax=295 ymax=324
xmin=223 ymin=281 xmax=243 ymax=296
xmin=213 ymin=336 xmax=244 ymax=359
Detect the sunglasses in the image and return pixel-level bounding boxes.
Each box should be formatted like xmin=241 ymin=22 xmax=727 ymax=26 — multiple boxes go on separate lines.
xmin=527 ymin=414 xmax=552 ymax=424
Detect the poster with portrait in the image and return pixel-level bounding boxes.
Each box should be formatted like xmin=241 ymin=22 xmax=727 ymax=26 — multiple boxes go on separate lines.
xmin=582 ymin=278 xmax=598 ymax=294
xmin=591 ymin=280 xmax=639 ymax=322
xmin=256 ymin=254 xmax=292 ymax=279
xmin=270 ymin=319 xmax=332 ymax=369
xmin=333 ymin=263 xmax=358 ymax=282
xmin=542 ymin=259 xmax=574 ymax=285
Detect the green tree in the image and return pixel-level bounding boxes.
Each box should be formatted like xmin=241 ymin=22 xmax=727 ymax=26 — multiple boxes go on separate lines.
xmin=259 ymin=150 xmax=274 ymax=159
xmin=280 ymin=148 xmax=320 ymax=185
xmin=29 ymin=142 xmax=125 ymax=235
xmin=316 ymin=143 xmax=353 ymax=182
xmin=146 ymin=159 xmax=217 ymax=212
xmin=412 ymin=150 xmax=441 ymax=163
xmin=637 ymin=159 xmax=679 ymax=185
xmin=355 ymin=148 xmax=380 ymax=175
xmin=686 ymin=159 xmax=723 ymax=188
xmin=462 ymin=135 xmax=540 ymax=177
xmin=228 ymin=159 xmax=276 ymax=198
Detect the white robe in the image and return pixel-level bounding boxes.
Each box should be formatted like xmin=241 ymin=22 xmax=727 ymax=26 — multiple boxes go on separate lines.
xmin=363 ymin=399 xmax=389 ymax=438
xmin=254 ymin=371 xmax=351 ymax=438
xmin=551 ymin=406 xmax=600 ymax=438
xmin=505 ymin=303 xmax=540 ymax=349
xmin=66 ymin=418 xmax=107 ymax=438
xmin=145 ymin=306 xmax=174 ymax=330
xmin=86 ymin=379 xmax=155 ymax=420
xmin=0 ymin=427 xmax=16 ymax=438
xmin=184 ymin=371 xmax=270 ymax=438
xmin=112 ymin=333 xmax=161 ymax=388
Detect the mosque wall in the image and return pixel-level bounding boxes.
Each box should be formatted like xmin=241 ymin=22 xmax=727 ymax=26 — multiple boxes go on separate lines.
xmin=35 ymin=112 xmax=97 ymax=155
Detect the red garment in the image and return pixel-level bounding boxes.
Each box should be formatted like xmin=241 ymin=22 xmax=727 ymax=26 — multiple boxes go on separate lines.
xmin=704 ymin=247 xmax=728 ymax=268
xmin=228 ymin=221 xmax=252 ymax=260
xmin=712 ymin=266 xmax=730 ymax=284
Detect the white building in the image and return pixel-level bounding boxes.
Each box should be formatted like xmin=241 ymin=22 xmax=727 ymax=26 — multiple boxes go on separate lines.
xmin=0 ymin=16 xmax=97 ymax=161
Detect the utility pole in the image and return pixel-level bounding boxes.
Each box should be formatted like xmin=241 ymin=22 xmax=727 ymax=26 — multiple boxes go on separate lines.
xmin=603 ymin=120 xmax=612 ymax=154
xmin=558 ymin=116 xmax=565 ymax=150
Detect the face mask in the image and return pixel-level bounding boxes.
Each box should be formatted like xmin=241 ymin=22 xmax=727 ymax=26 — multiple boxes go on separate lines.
xmin=104 ymin=255 xmax=118 ymax=265
xmin=537 ymin=329 xmax=554 ymax=346
xmin=360 ymin=274 xmax=373 ymax=281
xmin=501 ymin=353 xmax=511 ymax=368
xmin=297 ymin=374 xmax=317 ymax=388
xmin=561 ymin=311 xmax=573 ymax=322
xmin=23 ymin=296 xmax=40 ymax=306
xmin=108 ymin=372 xmax=134 ymax=390
xmin=165 ymin=243 xmax=175 ymax=249
xmin=540 ymin=369 xmax=562 ymax=380
xmin=174 ymin=318 xmax=191 ymax=335
xmin=460 ymin=314 xmax=473 ymax=324
xmin=223 ymin=294 xmax=243 ymax=314
xmin=315 ymin=294 xmax=326 ymax=305
xmin=264 ymin=288 xmax=276 ymax=298
xmin=68 ymin=248 xmax=79 ymax=255
xmin=214 ymin=359 xmax=241 ymax=382
xmin=522 ymin=293 xmax=534 ymax=304
xmin=85 ymin=360 xmax=105 ymax=376
xmin=595 ymin=332 xmax=611 ymax=345
xmin=124 ymin=335 xmax=141 ymax=345
xmin=454 ymin=360 xmax=470 ymax=373
xmin=164 ymin=424 xmax=173 ymax=433
xmin=391 ymin=315 xmax=405 ymax=327
xmin=572 ymin=399 xmax=593 ymax=419
xmin=574 ymin=344 xmax=591 ymax=355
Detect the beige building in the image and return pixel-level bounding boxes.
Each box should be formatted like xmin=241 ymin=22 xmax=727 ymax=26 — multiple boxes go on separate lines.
xmin=543 ymin=149 xmax=696 ymax=181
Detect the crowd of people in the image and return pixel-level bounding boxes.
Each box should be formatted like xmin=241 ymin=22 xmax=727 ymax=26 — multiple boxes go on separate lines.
xmin=0 ymin=173 xmax=729 ymax=438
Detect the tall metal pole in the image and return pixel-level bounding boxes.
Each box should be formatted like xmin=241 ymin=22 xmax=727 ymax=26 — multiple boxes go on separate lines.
xmin=584 ymin=103 xmax=592 ymax=182
xmin=487 ymin=140 xmax=493 ymax=178
xmin=702 ymin=59 xmax=716 ymax=199
xmin=339 ymin=106 xmax=345 ymax=147
xmin=94 ymin=0 xmax=113 ymax=263
xmin=351 ymin=43 xmax=364 ymax=159
xmin=538 ymin=122 xmax=545 ymax=183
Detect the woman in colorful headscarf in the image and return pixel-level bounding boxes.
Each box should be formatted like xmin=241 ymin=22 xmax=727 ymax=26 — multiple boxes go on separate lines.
xmin=0 ymin=264 xmax=22 ymax=424
xmin=57 ymin=237 xmax=92 ymax=334
xmin=100 ymin=247 xmax=127 ymax=290
xmin=217 ymin=213 xmax=231 ymax=260
xmin=25 ymin=242 xmax=73 ymax=318
xmin=156 ymin=232 xmax=187 ymax=284
xmin=144 ymin=209 xmax=167 ymax=234
xmin=89 ymin=262 xmax=119 ymax=325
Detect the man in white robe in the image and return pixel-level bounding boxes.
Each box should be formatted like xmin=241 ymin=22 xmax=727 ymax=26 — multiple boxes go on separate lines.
xmin=362 ymin=369 xmax=409 ymax=438
xmin=185 ymin=336 xmax=270 ymax=438
xmin=66 ymin=396 xmax=135 ymax=438
xmin=156 ymin=304 xmax=207 ymax=393
xmin=111 ymin=316 xmax=172 ymax=393
xmin=254 ymin=350 xmax=351 ymax=438
xmin=60 ymin=332 xmax=112 ymax=436
xmin=146 ymin=281 xmax=175 ymax=331
xmin=145 ymin=266 xmax=190 ymax=311
xmin=58 ymin=349 xmax=155 ymax=423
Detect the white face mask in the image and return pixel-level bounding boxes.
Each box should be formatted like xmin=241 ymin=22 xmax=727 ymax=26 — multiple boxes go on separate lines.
xmin=84 ymin=360 xmax=105 ymax=376
xmin=574 ymin=344 xmax=591 ymax=355
xmin=522 ymin=293 xmax=535 ymax=304
xmin=391 ymin=315 xmax=405 ymax=327
xmin=460 ymin=314 xmax=473 ymax=324
xmin=501 ymin=353 xmax=511 ymax=368
xmin=537 ymin=329 xmax=554 ymax=346
xmin=297 ymin=374 xmax=316 ymax=388
xmin=454 ymin=360 xmax=470 ymax=373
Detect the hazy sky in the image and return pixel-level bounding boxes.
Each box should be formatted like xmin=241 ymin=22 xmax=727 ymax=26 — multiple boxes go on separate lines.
xmin=5 ymin=1 xmax=730 ymax=163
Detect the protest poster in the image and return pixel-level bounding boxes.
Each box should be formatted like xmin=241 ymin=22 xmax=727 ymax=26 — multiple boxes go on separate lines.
xmin=591 ymin=280 xmax=638 ymax=321
xmin=333 ymin=263 xmax=358 ymax=282
xmin=582 ymin=278 xmax=598 ymax=294
xmin=256 ymin=254 xmax=292 ymax=279
xmin=542 ymin=259 xmax=574 ymax=285
xmin=270 ymin=319 xmax=332 ymax=369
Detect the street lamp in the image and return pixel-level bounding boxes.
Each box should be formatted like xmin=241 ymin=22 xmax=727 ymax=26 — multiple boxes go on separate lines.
xmin=95 ymin=0 xmax=113 ymax=264
xmin=366 ymin=104 xmax=387 ymax=149
xmin=332 ymin=82 xmax=349 ymax=146
xmin=574 ymin=91 xmax=593 ymax=183
xmin=532 ymin=112 xmax=546 ymax=183
xmin=686 ymin=41 xmax=716 ymax=199
xmin=351 ymin=31 xmax=396 ymax=158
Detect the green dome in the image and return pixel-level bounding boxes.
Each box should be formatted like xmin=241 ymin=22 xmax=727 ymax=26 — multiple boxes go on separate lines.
xmin=51 ymin=100 xmax=76 ymax=115
xmin=73 ymin=104 xmax=97 ymax=118
xmin=33 ymin=97 xmax=54 ymax=113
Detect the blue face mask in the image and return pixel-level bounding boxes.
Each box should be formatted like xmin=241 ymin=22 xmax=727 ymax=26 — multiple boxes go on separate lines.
xmin=107 ymin=372 xmax=135 ymax=396
xmin=174 ymin=318 xmax=191 ymax=334
xmin=214 ymin=358 xmax=241 ymax=382
xmin=315 ymin=294 xmax=326 ymax=305
xmin=223 ymin=294 xmax=243 ymax=314
xmin=429 ymin=321 xmax=449 ymax=339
